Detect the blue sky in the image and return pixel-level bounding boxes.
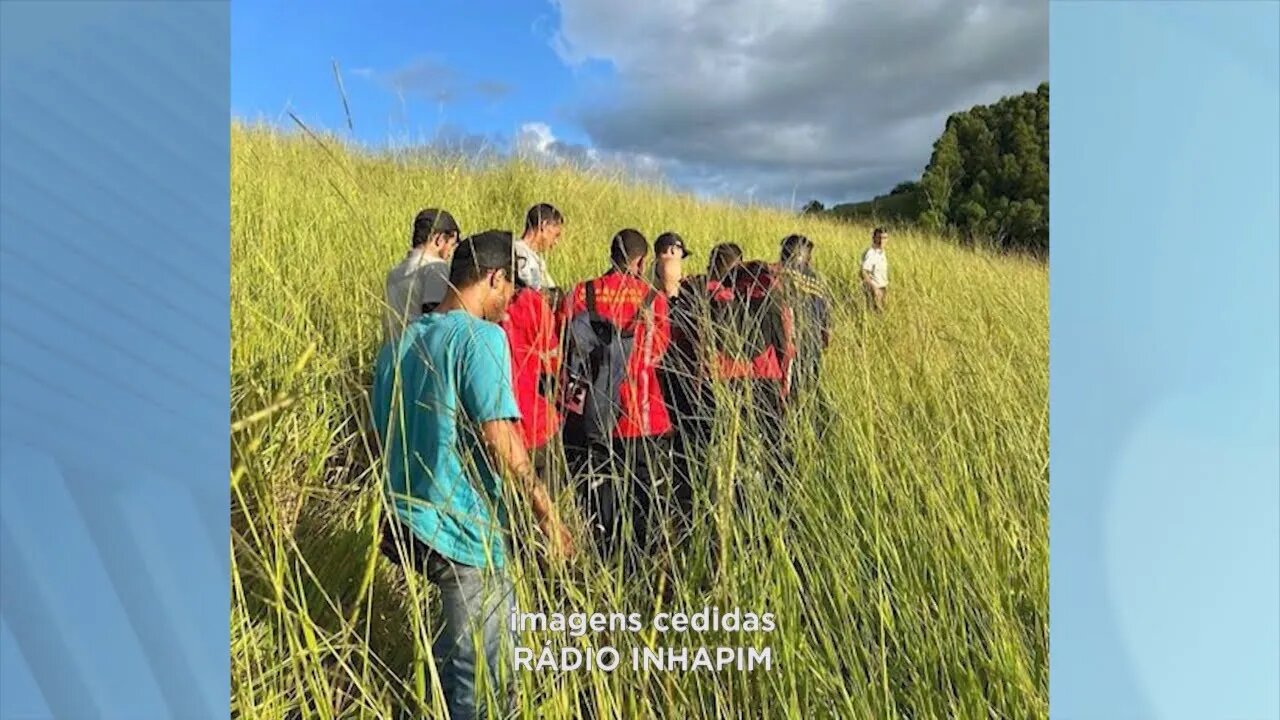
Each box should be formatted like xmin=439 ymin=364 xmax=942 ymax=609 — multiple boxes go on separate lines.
xmin=232 ymin=1 xmax=1048 ymax=205
xmin=232 ymin=1 xmax=592 ymax=147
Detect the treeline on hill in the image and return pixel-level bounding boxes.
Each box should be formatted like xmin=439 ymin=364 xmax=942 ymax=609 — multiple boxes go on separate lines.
xmin=811 ymin=83 xmax=1048 ymax=255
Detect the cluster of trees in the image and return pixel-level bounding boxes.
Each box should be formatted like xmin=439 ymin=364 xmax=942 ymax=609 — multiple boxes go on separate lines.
xmin=815 ymin=83 xmax=1049 ymax=254
xmin=919 ymin=82 xmax=1048 ymax=253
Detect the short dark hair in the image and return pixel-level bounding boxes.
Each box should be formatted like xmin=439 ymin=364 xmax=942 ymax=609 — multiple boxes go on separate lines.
xmin=780 ymin=233 xmax=814 ymax=263
xmin=708 ymin=242 xmax=743 ymax=278
xmin=411 ymin=208 xmax=460 ymax=248
xmin=448 ymin=230 xmax=516 ymax=289
xmin=609 ymin=228 xmax=648 ymax=267
xmin=524 ymin=203 xmax=564 ymax=233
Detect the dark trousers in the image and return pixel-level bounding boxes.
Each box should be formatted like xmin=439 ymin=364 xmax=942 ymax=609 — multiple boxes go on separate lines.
xmin=660 ymin=369 xmax=715 ymax=536
xmin=670 ymin=414 xmax=710 ymax=522
xmin=791 ymin=353 xmax=821 ymax=401
xmin=727 ymin=378 xmax=792 ymax=497
xmin=790 ymin=351 xmax=833 ymax=437
xmin=565 ymin=435 xmax=673 ymax=563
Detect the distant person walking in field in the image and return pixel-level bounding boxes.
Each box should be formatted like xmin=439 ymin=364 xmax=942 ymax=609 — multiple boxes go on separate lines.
xmin=861 ymin=227 xmax=890 ymax=312
xmin=371 ymin=230 xmax=573 ymax=720
xmin=777 ymin=234 xmax=833 ymax=405
xmin=500 ymin=273 xmax=562 ymax=485
xmin=558 ymin=229 xmax=673 ymax=562
xmin=382 ymin=208 xmax=461 ymax=341
xmin=514 ymin=203 xmax=564 ymax=293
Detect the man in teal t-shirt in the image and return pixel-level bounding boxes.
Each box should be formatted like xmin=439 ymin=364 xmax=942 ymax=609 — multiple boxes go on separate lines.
xmin=375 ymin=297 xmax=520 ymax=567
xmin=372 ymin=229 xmax=573 ymax=720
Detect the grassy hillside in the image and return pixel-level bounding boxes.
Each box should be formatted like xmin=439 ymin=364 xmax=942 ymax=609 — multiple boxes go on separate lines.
xmin=230 ymin=122 xmax=1048 ymax=719
xmin=829 ymin=190 xmax=922 ymax=225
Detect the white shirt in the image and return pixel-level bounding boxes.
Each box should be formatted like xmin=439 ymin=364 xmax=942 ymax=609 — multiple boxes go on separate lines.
xmin=861 ymin=246 xmax=889 ymax=288
xmin=383 ymin=248 xmax=450 ymax=341
xmin=514 ymin=239 xmax=555 ymax=290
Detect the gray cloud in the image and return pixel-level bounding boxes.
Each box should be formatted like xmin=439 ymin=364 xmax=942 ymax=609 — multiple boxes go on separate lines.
xmin=383 ymin=58 xmax=458 ymax=103
xmin=550 ymin=0 xmax=1047 ymax=205
xmin=429 ymin=124 xmax=507 ymax=158
xmin=355 ymin=57 xmax=510 ymax=106
xmin=474 ymin=80 xmax=513 ymax=101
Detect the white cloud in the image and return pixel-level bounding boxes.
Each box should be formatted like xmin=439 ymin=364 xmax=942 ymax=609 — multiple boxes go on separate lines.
xmin=515 ymin=121 xmax=665 ymax=183
xmin=515 ymin=122 xmax=557 ymax=157
xmin=549 ymin=0 xmax=1047 ymax=204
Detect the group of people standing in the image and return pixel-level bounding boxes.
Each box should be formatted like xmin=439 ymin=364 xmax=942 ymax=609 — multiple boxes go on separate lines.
xmin=369 ymin=202 xmax=889 ymax=720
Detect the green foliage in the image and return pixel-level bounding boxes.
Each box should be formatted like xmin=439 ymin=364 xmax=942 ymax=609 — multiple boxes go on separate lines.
xmin=920 ymin=83 xmax=1049 ymax=253
xmin=828 ymin=84 xmax=1048 ymax=255
xmin=920 ymin=124 xmax=964 ymax=233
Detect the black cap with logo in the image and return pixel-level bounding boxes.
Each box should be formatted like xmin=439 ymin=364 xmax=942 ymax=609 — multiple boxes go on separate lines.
xmin=654 ymin=231 xmax=691 ymax=258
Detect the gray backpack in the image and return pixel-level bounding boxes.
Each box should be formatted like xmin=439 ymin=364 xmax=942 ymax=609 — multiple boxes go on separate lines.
xmin=560 ymin=280 xmax=658 ymax=448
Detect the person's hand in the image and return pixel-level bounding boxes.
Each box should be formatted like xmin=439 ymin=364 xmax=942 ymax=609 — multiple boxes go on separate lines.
xmin=540 ymin=515 xmax=575 ymax=561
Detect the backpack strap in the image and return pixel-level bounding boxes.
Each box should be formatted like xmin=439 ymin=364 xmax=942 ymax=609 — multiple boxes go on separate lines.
xmin=585 ymin=280 xmax=598 ymax=316
xmin=622 ymin=287 xmax=659 ymax=337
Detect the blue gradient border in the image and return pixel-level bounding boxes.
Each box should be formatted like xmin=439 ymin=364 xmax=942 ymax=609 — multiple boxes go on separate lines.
xmin=0 ymin=2 xmax=229 ymax=719
xmin=1051 ymin=2 xmax=1279 ymax=719
xmin=1 ymin=1 xmax=1277 ymax=719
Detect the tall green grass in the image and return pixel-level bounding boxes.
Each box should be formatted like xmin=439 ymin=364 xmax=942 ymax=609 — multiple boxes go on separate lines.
xmin=231 ymin=121 xmax=1048 ymax=719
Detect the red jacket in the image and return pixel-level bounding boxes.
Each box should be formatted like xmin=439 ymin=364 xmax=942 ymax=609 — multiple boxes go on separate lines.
xmin=711 ymin=265 xmax=797 ymax=396
xmin=714 ymin=307 xmax=796 ymax=387
xmin=558 ymin=270 xmax=672 ymax=438
xmin=501 ymin=288 xmax=561 ymax=449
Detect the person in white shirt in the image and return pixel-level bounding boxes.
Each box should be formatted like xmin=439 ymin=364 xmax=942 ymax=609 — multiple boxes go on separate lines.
xmin=513 ymin=203 xmax=564 ymax=293
xmin=860 ymin=227 xmax=890 ymax=312
xmin=383 ymin=208 xmax=461 ymax=341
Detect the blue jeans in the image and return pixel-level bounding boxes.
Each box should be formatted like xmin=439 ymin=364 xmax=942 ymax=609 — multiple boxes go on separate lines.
xmin=424 ymin=551 xmax=515 ymax=720
xmin=380 ymin=522 xmax=515 ymax=720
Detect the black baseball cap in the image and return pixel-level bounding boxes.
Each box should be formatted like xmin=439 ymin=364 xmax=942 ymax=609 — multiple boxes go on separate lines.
xmin=654 ymin=231 xmax=691 ymax=258
xmin=413 ymin=208 xmax=461 ymax=237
